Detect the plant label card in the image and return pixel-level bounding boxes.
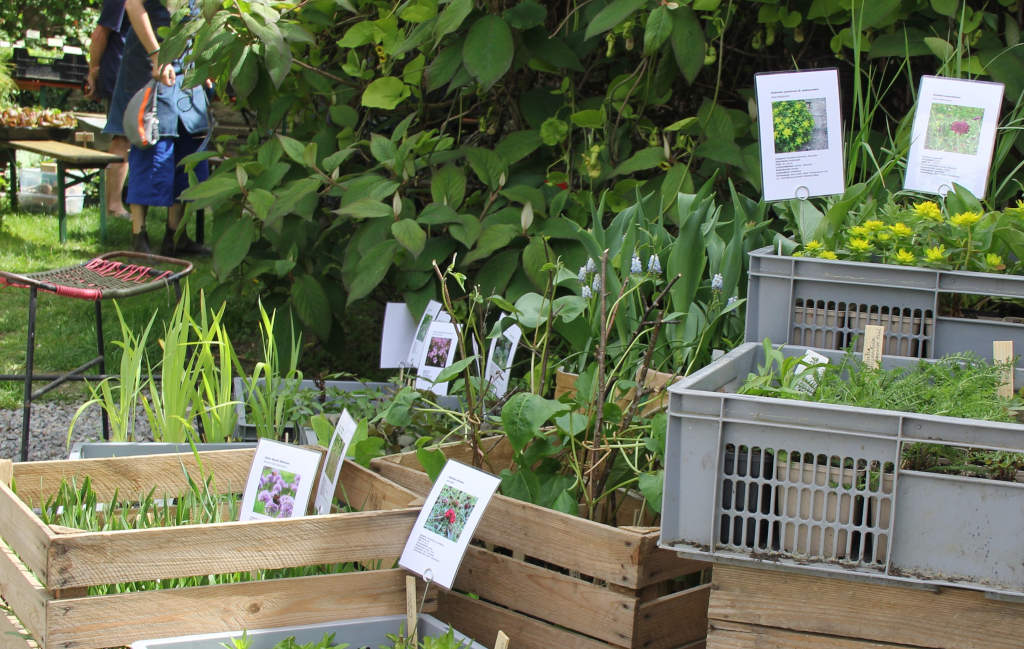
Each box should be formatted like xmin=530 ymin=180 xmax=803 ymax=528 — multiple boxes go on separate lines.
xmin=484 ymin=317 xmax=522 ymax=398
xmin=755 ymin=69 xmax=845 ymax=202
xmin=381 ymin=303 xmax=417 ymax=369
xmin=240 ymin=439 xmax=322 ymax=521
xmin=313 ymin=409 xmax=358 ymax=515
xmin=904 ymin=75 xmax=1004 ymax=199
xmin=407 ymin=300 xmax=445 ymax=368
xmin=414 ymin=320 xmax=460 ymax=395
xmin=399 ymin=460 xmax=500 ymax=589
xmin=793 ymin=348 xmax=830 ymax=394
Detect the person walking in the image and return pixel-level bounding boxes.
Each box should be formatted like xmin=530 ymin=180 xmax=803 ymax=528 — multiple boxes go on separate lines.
xmin=105 ymin=0 xmax=211 ymax=255
xmin=85 ymin=0 xmax=131 ymax=219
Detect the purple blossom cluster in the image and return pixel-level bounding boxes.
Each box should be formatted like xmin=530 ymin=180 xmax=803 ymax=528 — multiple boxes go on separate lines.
xmin=426 ymin=336 xmax=452 ymax=367
xmin=256 ymin=468 xmax=300 ymax=518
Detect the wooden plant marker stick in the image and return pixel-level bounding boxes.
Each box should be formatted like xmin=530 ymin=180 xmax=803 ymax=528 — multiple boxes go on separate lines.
xmin=862 ymin=325 xmax=885 ymax=369
xmin=493 ymin=630 xmax=510 ymax=649
xmin=994 ymin=341 xmax=1014 ymax=398
xmin=406 ymin=575 xmax=418 ymax=641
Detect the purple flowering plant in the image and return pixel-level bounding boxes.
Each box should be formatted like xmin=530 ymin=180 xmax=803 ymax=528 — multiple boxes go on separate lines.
xmin=254 ymin=467 xmax=300 ymax=518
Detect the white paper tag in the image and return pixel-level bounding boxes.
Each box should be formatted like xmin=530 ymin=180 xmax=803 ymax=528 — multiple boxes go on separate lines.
xmin=239 ymin=439 xmax=323 ymax=521
xmin=755 ymin=69 xmax=845 ymax=202
xmin=904 ymin=75 xmax=1004 ymax=199
xmin=793 ymin=349 xmax=830 ymax=394
xmin=399 ymin=460 xmax=500 ymax=589
xmin=314 ymin=410 xmax=358 ymax=515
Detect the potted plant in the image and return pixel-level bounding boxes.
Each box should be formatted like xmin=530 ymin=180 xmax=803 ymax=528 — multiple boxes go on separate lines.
xmin=749 ymin=186 xmax=1024 ymax=366
xmin=661 ymin=340 xmax=1024 ymax=597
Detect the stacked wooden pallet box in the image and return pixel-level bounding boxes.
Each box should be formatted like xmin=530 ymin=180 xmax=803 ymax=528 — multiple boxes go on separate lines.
xmin=373 ymin=438 xmax=711 ymax=649
xmin=0 ymin=449 xmax=432 ymax=649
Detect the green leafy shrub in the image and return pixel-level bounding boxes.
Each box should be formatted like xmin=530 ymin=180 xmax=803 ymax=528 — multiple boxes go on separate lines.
xmin=771 ymin=99 xmax=814 ymax=153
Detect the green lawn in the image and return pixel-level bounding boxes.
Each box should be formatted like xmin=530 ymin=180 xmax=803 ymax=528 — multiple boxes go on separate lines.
xmin=0 ymin=201 xmax=217 ymax=409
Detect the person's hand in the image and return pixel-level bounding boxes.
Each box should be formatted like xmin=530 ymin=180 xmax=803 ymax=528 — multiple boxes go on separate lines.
xmin=85 ymin=67 xmax=100 ymax=100
xmin=153 ymin=61 xmax=175 ymax=86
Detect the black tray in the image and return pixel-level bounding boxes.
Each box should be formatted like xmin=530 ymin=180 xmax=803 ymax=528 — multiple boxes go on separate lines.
xmin=0 ymin=125 xmax=75 ymax=141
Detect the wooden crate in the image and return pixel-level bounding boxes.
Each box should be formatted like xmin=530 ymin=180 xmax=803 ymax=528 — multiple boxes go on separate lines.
xmin=372 ymin=440 xmax=711 ymax=649
xmin=706 ymin=565 xmax=1024 ymax=649
xmin=0 ymin=449 xmax=435 ymax=649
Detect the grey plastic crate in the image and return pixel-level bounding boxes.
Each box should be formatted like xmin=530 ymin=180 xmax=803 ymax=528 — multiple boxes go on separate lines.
xmin=660 ymin=342 xmax=1024 ymax=599
xmin=746 ymin=246 xmax=1024 ymax=367
xmin=130 ymin=614 xmax=485 ymax=649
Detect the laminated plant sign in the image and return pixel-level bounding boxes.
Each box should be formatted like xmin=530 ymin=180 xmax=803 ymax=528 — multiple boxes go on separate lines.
xmin=904 ymin=75 xmax=1004 ymax=198
xmin=314 ymin=410 xmax=358 ymax=515
xmin=484 ymin=317 xmax=522 ymax=398
xmin=381 ymin=303 xmax=417 ymax=368
xmin=755 ymin=68 xmax=845 ymax=201
xmin=240 ymin=439 xmax=323 ymax=521
xmin=399 ymin=460 xmax=500 ymax=589
xmin=406 ymin=300 xmax=450 ymax=367
xmin=414 ymin=320 xmax=460 ymax=396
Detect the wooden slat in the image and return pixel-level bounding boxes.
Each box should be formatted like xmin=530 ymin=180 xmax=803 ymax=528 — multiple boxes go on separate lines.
xmin=706 ymin=620 xmax=899 ymax=649
xmin=0 ymin=481 xmax=53 ymax=583
xmin=631 ymin=529 xmax=709 ymax=585
xmin=454 ymin=545 xmax=636 ymax=646
xmin=0 ymin=601 xmax=39 ymax=649
xmin=372 ymin=460 xmax=684 ymax=589
xmin=709 ymin=565 xmax=1024 ymax=649
xmin=6 ymin=140 xmax=121 ymax=165
xmin=13 ymin=449 xmax=256 ymax=508
xmin=379 ymin=435 xmax=512 ymax=473
xmin=43 ymin=569 xmax=433 ymax=649
xmin=438 ymin=590 xmax=616 ymax=649
xmin=47 ymin=508 xmax=418 ymax=588
xmin=338 ymin=460 xmax=420 ymax=511
xmin=0 ymin=541 xmax=50 ymax=646
xmin=0 ymin=460 xmax=12 ymax=486
xmin=635 ymin=584 xmax=711 ymax=649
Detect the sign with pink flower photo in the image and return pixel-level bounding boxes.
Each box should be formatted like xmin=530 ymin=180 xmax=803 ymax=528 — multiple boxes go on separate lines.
xmin=414 ymin=320 xmax=460 ymax=396
xmin=239 ymin=439 xmax=323 ymax=521
xmin=905 ymin=75 xmax=1004 ymax=199
xmin=399 ymin=460 xmax=500 ymax=589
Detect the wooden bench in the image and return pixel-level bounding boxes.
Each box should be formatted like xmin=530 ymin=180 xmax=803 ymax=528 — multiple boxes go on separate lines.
xmin=1 ymin=139 xmax=122 ymax=243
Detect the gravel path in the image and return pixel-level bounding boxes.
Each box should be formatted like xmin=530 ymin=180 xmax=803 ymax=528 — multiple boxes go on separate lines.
xmin=0 ymin=401 xmax=152 ymax=462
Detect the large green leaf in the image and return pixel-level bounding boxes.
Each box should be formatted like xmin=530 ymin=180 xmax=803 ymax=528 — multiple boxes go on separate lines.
xmin=464 ymin=147 xmax=507 ymax=189
xmin=213 ymin=217 xmax=255 ymax=278
xmin=521 ymin=237 xmax=550 ymax=291
xmin=669 ymin=6 xmax=704 ymax=83
xmin=229 ymin=48 xmax=258 ymax=102
xmin=495 ymin=130 xmax=542 ymax=165
xmin=584 ymin=0 xmax=645 ymax=41
xmin=612 ymin=147 xmax=666 ymax=176
xmin=392 ymin=219 xmax=427 ymax=257
xmin=500 ymin=392 xmax=568 ymax=453
xmin=335 ymin=198 xmax=394 ymax=219
xmin=462 ymin=224 xmax=519 ymax=266
xmin=462 ymin=15 xmax=514 ymax=90
xmin=430 ymin=164 xmax=467 ymax=208
xmin=240 ymin=13 xmax=291 ymax=88
xmin=347 ymin=240 xmax=399 ymax=304
xmin=434 ymin=0 xmax=473 ymax=44
xmin=292 ymin=273 xmax=331 ymax=340
xmin=361 ymin=76 xmax=411 ymax=109
xmin=504 ymin=1 xmax=546 ymax=30
xmin=643 ymin=6 xmax=672 ymax=56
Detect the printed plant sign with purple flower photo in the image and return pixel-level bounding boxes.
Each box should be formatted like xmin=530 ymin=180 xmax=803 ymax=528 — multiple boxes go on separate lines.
xmin=424 ymin=484 xmax=477 ymax=542
xmin=924 ymin=103 xmax=984 ymax=155
xmin=254 ymin=466 xmax=300 ymax=518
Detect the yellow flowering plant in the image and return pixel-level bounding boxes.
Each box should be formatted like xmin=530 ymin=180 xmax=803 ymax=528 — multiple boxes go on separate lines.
xmin=785 ymin=186 xmax=1024 ymax=274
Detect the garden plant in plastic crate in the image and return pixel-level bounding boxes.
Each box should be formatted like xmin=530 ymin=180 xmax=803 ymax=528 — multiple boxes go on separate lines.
xmin=659 ymin=342 xmax=1024 ymax=599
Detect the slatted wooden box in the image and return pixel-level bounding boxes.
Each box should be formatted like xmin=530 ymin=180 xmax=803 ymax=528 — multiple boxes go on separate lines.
xmin=0 ymin=449 xmax=433 ymax=649
xmin=705 ymin=564 xmax=1024 ymax=649
xmin=372 ymin=438 xmax=710 ymax=649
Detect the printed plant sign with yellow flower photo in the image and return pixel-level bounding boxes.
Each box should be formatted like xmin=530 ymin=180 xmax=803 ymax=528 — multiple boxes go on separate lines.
xmin=772 ymin=98 xmax=827 ymax=153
